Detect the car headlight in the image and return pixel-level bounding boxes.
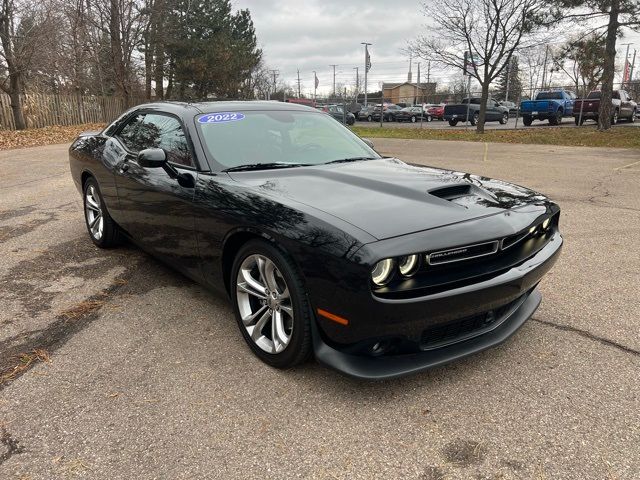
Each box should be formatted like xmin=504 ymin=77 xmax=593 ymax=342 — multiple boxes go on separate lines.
xmin=542 ymin=218 xmax=551 ymax=230
xmin=398 ymin=254 xmax=419 ymax=277
xmin=371 ymin=259 xmax=394 ymax=286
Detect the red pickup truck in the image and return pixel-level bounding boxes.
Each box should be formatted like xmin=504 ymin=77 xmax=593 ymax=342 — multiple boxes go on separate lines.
xmin=574 ymin=90 xmax=637 ymax=125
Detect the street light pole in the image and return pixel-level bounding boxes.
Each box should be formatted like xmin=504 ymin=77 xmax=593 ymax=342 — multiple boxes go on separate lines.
xmin=361 ymin=42 xmax=372 ymax=106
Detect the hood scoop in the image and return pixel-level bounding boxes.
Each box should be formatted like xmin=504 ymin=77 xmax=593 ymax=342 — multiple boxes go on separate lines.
xmin=428 ymin=183 xmax=499 ymax=208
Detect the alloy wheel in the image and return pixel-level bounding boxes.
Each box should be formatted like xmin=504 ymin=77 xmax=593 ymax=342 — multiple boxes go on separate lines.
xmin=85 ymin=184 xmax=104 ymax=241
xmin=236 ymin=254 xmax=294 ymax=354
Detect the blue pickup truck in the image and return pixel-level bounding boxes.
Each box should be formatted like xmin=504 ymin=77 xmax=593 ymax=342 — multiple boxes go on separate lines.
xmin=520 ymin=90 xmax=576 ymax=126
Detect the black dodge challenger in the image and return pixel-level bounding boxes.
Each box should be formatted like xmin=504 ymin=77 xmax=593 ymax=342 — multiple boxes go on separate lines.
xmin=69 ymin=101 xmax=562 ymax=379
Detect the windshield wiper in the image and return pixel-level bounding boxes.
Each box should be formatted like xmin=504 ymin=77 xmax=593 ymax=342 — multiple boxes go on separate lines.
xmin=324 ymin=156 xmax=379 ymax=165
xmin=222 ymin=162 xmax=311 ymax=172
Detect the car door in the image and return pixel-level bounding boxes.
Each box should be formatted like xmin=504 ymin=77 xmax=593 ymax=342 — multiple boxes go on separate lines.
xmin=619 ymin=91 xmax=631 ymax=118
xmin=486 ymin=99 xmax=500 ymax=120
xmin=109 ymin=111 xmax=201 ymax=276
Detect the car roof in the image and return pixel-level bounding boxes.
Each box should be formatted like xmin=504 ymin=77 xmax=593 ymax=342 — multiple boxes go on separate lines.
xmin=133 ymin=100 xmax=317 ymax=115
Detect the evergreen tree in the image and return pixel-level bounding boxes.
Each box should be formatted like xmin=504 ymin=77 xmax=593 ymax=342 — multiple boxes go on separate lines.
xmin=496 ymin=57 xmax=522 ymax=102
xmin=166 ymin=0 xmax=261 ymax=99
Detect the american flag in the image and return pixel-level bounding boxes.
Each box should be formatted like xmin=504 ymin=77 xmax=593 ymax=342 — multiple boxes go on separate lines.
xmin=366 ymin=47 xmax=372 ymax=72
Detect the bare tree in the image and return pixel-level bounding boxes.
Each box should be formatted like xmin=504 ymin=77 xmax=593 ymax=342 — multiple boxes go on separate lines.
xmin=519 ymin=45 xmax=546 ymax=98
xmin=552 ymin=34 xmax=606 ymax=97
xmin=0 ymin=0 xmax=53 ymax=128
xmin=552 ymin=0 xmax=640 ymax=130
xmin=409 ymin=0 xmax=543 ymax=133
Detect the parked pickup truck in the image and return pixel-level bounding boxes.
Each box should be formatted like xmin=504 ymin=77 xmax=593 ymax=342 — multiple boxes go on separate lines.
xmin=520 ymin=90 xmax=576 ymax=126
xmin=443 ymin=98 xmax=509 ymax=126
xmin=573 ymin=90 xmax=637 ymax=125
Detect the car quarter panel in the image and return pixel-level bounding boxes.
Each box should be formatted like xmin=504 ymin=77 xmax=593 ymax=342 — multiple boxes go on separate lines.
xmin=69 ymin=134 xmax=125 ymax=223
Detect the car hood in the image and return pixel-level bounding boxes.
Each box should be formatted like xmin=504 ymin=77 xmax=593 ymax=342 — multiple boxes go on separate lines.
xmin=228 ymin=158 xmax=547 ymax=240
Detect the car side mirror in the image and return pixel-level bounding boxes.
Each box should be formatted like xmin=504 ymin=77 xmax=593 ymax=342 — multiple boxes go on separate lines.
xmin=362 ymin=138 xmax=374 ymax=149
xmin=137 ymin=148 xmax=167 ymax=168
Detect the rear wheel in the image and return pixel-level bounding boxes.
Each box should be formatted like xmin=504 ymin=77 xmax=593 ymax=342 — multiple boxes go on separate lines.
xmin=469 ymin=112 xmax=479 ymax=126
xmin=631 ymin=110 xmax=636 ymax=123
xmin=448 ymin=119 xmax=459 ymax=126
xmin=83 ymin=177 xmax=121 ymax=248
xmin=523 ymin=115 xmax=532 ymax=126
xmin=367 ymin=115 xmax=372 ymax=122
xmin=410 ymin=116 xmax=416 ymax=123
xmin=612 ymin=109 xmax=618 ymax=125
xmin=231 ymin=240 xmax=312 ymax=369
xmin=499 ymin=112 xmax=508 ymax=124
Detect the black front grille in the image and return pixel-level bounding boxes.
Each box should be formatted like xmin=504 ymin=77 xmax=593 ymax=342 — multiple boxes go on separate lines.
xmin=420 ymin=296 xmax=523 ymax=350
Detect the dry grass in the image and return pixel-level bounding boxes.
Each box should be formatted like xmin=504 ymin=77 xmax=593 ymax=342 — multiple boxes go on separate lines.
xmin=0 ymin=349 xmax=51 ymax=384
xmin=0 ymin=123 xmax=105 ymax=150
xmin=59 ymin=299 xmax=107 ymax=321
xmin=352 ymin=125 xmax=640 ymax=149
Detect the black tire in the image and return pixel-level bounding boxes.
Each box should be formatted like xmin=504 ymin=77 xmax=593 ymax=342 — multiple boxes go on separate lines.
xmin=574 ymin=116 xmax=580 ymax=126
xmin=499 ymin=112 xmax=508 ymax=125
xmin=448 ymin=119 xmax=458 ymax=126
xmin=470 ymin=112 xmax=479 ymax=126
xmin=410 ymin=116 xmax=416 ymax=123
xmin=83 ymin=177 xmax=122 ymax=248
xmin=230 ymin=239 xmax=312 ymax=369
xmin=612 ymin=109 xmax=618 ymax=125
xmin=523 ymin=115 xmax=532 ymax=126
xmin=549 ymin=110 xmax=562 ymax=126
xmin=367 ymin=115 xmax=372 ymax=122
xmin=427 ymin=115 xmax=432 ymax=122
xmin=631 ymin=110 xmax=636 ymax=123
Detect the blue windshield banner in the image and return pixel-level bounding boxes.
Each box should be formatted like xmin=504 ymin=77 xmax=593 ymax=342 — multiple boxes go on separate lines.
xmin=198 ymin=112 xmax=245 ymax=124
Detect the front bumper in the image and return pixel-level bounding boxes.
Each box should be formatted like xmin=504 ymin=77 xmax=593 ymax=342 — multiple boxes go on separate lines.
xmin=311 ymin=231 xmax=562 ymax=379
xmin=313 ymin=288 xmax=541 ymax=380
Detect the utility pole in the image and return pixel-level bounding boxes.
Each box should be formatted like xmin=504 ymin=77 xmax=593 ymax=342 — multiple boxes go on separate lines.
xmin=361 ymin=42 xmax=372 ymax=106
xmin=330 ymin=65 xmax=337 ymax=99
xmin=354 ymin=67 xmax=359 ymax=101
xmin=630 ymin=50 xmax=637 ymax=83
xmin=416 ymin=62 xmax=420 ymax=105
xmin=408 ymin=54 xmax=412 ymax=83
xmin=296 ymin=69 xmax=301 ymax=98
xmin=621 ymin=43 xmax=632 ymax=86
xmin=269 ymin=69 xmax=278 ymax=100
xmin=313 ymin=71 xmax=317 ymax=102
xmin=505 ymin=58 xmax=511 ymax=102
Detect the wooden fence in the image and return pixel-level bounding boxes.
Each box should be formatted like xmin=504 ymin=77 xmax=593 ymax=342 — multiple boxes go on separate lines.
xmin=0 ymin=94 xmax=148 ymax=130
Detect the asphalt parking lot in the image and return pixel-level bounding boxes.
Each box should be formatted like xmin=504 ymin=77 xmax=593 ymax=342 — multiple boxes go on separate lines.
xmin=1 ymin=139 xmax=639 ymax=479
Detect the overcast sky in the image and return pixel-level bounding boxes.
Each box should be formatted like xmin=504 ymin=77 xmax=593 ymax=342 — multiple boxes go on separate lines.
xmin=233 ymin=0 xmax=640 ymax=96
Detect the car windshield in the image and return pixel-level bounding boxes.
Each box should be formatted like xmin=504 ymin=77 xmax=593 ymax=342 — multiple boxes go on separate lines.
xmin=196 ymin=110 xmax=379 ymax=169
xmin=536 ymin=92 xmax=563 ymax=100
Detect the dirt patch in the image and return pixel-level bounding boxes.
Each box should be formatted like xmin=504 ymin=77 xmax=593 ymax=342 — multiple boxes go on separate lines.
xmin=0 ymin=205 xmax=36 ymax=222
xmin=0 ymin=237 xmax=131 ymax=317
xmin=0 ymin=425 xmax=25 ymax=466
xmin=0 ymin=211 xmax=57 ymax=243
xmin=442 ymin=439 xmax=487 ymax=467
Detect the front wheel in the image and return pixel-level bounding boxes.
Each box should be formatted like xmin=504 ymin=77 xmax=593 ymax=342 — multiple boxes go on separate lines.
xmin=469 ymin=112 xmax=479 ymax=126
xmin=523 ymin=115 xmax=532 ymax=126
xmin=612 ymin=109 xmax=619 ymax=125
xmin=410 ymin=116 xmax=416 ymax=123
xmin=231 ymin=240 xmax=312 ymax=369
xmin=83 ymin=177 xmax=121 ymax=248
xmin=499 ymin=112 xmax=508 ymax=125
xmin=631 ymin=110 xmax=636 ymax=123
xmin=367 ymin=115 xmax=372 ymax=122
xmin=448 ymin=119 xmax=458 ymax=126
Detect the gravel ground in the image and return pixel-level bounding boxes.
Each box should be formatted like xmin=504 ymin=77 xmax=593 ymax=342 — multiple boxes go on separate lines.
xmin=0 ymin=140 xmax=638 ymax=479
